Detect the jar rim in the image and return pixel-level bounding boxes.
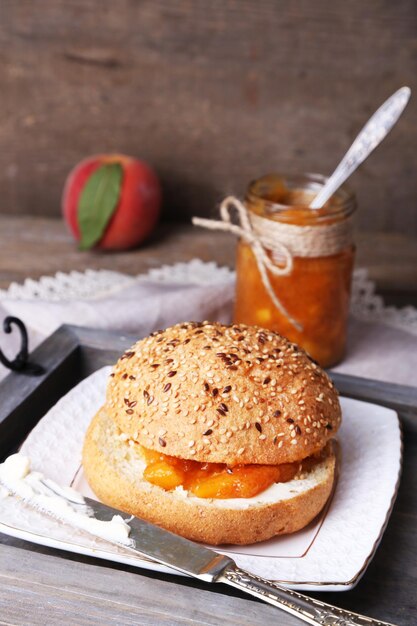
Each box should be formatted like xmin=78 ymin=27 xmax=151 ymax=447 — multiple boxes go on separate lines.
xmin=246 ymin=172 xmax=356 ymax=219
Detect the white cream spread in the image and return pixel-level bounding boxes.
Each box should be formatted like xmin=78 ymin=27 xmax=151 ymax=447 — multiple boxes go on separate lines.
xmin=0 ymin=454 xmax=132 ymax=545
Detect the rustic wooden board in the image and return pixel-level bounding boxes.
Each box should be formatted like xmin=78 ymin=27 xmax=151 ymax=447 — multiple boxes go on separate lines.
xmin=0 ymin=324 xmax=416 ymax=625
xmin=0 ymin=543 xmax=293 ymax=626
xmin=0 ymin=218 xmax=416 ymax=300
xmin=0 ymin=1 xmax=416 ymax=236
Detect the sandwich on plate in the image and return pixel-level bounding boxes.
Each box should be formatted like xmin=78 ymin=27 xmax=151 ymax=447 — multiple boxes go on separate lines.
xmin=83 ymin=321 xmax=340 ymax=545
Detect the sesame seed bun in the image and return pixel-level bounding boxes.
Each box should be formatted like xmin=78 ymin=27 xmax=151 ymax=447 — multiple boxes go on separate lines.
xmin=106 ymin=322 xmax=341 ymax=465
xmin=82 ymin=406 xmax=337 ymax=545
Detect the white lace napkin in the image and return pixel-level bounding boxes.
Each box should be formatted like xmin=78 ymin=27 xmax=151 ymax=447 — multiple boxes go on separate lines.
xmin=0 ymin=261 xmax=416 ymax=387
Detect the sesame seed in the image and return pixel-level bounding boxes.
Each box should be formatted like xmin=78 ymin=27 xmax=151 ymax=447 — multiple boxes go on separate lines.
xmin=259 ymin=434 xmax=267 ymax=440
xmin=291 ymin=439 xmax=298 ymax=445
xmin=167 ymin=370 xmax=177 ymax=377
xmin=158 ymin=437 xmax=166 ymax=447
xmin=255 ymin=422 xmax=262 ymax=433
xmin=203 ymin=429 xmax=212 ymax=436
xmin=237 ymin=447 xmax=245 ymax=455
xmin=188 ymin=440 xmax=195 ymax=447
xmin=163 ymin=383 xmax=171 ymax=392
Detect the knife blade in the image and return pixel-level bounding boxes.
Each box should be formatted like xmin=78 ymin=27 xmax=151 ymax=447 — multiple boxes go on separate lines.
xmin=84 ymin=496 xmax=394 ymax=626
xmin=84 ymin=495 xmax=233 ymax=582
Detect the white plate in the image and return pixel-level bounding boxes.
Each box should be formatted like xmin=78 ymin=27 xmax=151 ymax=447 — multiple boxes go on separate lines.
xmin=0 ymin=368 xmax=401 ymax=591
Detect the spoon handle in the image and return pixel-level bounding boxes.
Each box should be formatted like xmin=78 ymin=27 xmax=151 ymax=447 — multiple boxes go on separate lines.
xmin=310 ymin=86 xmax=411 ymax=209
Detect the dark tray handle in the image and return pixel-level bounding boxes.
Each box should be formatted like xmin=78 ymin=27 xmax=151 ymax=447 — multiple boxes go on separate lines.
xmin=0 ymin=316 xmax=45 ymax=376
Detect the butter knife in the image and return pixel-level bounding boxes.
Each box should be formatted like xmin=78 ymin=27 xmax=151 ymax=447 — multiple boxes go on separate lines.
xmin=83 ymin=496 xmax=394 ymax=626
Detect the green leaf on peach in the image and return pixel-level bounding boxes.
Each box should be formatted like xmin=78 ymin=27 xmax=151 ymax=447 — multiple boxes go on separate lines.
xmin=78 ymin=162 xmax=123 ymax=250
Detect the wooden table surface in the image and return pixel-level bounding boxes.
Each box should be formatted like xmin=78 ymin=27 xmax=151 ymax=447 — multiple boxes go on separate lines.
xmin=1 ymin=215 xmax=416 ymax=626
xmin=0 ymin=216 xmax=416 ymax=302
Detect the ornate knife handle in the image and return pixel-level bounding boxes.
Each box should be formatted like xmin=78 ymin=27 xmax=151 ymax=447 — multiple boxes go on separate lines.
xmin=220 ymin=566 xmax=395 ymax=626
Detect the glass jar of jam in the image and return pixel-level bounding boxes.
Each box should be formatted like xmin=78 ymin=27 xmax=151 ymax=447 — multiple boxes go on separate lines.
xmin=233 ymin=173 xmax=356 ymax=368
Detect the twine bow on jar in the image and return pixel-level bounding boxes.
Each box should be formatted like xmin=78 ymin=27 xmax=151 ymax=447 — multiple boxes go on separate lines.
xmin=193 ymin=195 xmax=354 ymax=333
xmin=192 ymin=196 xmax=302 ymax=331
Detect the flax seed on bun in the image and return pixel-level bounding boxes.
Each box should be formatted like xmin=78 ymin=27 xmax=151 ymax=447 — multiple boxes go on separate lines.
xmin=105 ymin=322 xmax=341 ymax=465
xmin=83 ymin=321 xmax=341 ymax=545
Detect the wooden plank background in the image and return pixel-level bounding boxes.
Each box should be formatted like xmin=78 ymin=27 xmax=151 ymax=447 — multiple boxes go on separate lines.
xmin=0 ymin=0 xmax=416 ymax=235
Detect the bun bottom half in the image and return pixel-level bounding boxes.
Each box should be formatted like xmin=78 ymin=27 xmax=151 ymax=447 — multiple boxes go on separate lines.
xmin=82 ymin=407 xmax=337 ymax=546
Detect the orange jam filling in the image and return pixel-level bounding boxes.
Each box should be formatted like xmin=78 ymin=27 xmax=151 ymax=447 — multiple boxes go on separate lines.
xmin=139 ymin=445 xmax=301 ymax=499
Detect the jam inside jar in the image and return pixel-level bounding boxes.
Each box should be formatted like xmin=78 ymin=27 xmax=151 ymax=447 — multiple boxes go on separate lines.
xmin=233 ymin=173 xmax=356 ymax=368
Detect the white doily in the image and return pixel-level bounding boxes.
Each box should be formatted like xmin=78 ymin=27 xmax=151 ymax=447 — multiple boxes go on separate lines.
xmin=0 ymin=261 xmax=234 ymax=301
xmin=0 ymin=269 xmax=135 ymax=302
xmin=350 ymin=268 xmax=417 ymax=335
xmin=0 ymin=261 xmax=416 ymax=336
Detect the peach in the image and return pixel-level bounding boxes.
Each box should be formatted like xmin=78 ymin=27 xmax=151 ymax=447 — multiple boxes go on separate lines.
xmin=62 ymin=154 xmax=161 ymax=250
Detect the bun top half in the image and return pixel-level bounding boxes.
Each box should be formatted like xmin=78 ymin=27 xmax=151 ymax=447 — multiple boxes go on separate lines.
xmin=106 ymin=322 xmax=341 ymax=465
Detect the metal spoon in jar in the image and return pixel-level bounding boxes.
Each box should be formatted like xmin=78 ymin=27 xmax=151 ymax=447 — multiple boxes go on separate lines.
xmin=310 ymin=86 xmax=411 ymax=209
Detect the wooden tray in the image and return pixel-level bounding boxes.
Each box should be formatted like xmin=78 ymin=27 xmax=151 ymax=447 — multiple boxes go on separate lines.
xmin=1 ymin=324 xmax=416 ymax=625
